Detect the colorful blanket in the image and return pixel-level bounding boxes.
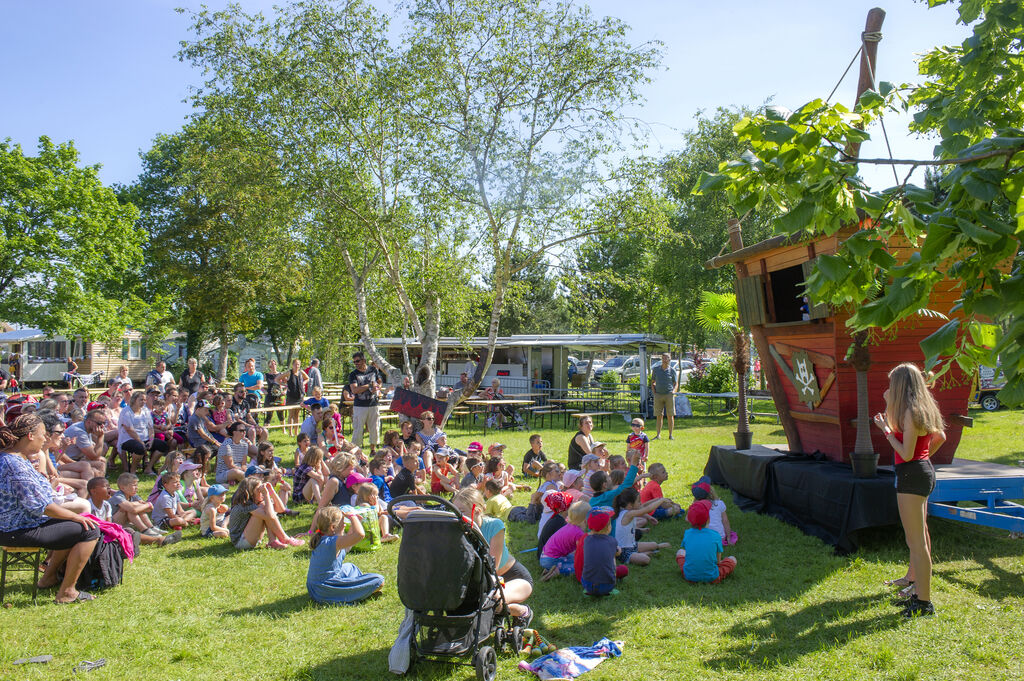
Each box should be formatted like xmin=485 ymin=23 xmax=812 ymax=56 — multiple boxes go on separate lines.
xmin=518 ymin=637 xmax=623 ymax=680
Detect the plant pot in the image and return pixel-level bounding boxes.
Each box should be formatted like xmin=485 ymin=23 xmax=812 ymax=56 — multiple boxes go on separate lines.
xmin=849 ymin=451 xmax=879 ymax=478
xmin=733 ymin=431 xmax=753 ymax=450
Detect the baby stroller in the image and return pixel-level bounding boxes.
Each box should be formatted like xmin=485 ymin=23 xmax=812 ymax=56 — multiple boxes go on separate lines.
xmin=485 ymin=401 xmax=526 ymax=431
xmin=387 ymin=495 xmax=523 ymax=681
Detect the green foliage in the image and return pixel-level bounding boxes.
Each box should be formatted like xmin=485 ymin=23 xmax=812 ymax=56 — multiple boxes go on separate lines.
xmin=0 ymin=136 xmax=158 ymax=341
xmin=697 ymin=0 xmax=1024 ymax=405
xmin=685 ymin=357 xmax=738 ymax=393
xmin=600 ymin=368 xmax=621 ymax=385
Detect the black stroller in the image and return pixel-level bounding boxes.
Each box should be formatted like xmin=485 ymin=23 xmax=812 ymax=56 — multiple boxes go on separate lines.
xmin=387 ymin=495 xmax=523 ymax=681
xmin=485 ymin=401 xmax=526 ymax=431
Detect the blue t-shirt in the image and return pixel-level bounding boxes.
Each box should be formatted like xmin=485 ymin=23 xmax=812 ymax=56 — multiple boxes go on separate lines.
xmin=240 ymin=371 xmax=265 ymax=398
xmin=682 ymin=527 xmax=722 ymax=582
xmin=303 ymin=396 xmax=329 ymax=410
xmin=371 ymin=474 xmax=392 ymax=502
xmin=394 ymin=455 xmax=425 ymax=471
xmin=479 ymin=516 xmax=513 ymax=571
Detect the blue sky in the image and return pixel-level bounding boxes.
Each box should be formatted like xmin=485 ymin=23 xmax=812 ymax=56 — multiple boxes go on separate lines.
xmin=1 ymin=1 xmax=969 ymax=190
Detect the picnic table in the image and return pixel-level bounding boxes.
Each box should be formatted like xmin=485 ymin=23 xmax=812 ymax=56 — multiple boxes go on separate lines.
xmin=464 ymin=399 xmax=535 ymax=434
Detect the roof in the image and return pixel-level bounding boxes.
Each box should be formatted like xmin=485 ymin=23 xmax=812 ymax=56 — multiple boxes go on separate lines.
xmin=372 ymin=334 xmax=674 ymax=352
xmin=0 ymin=328 xmax=52 ymax=343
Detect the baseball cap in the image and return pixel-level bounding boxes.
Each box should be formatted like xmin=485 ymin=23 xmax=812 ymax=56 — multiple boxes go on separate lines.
xmin=245 ymin=464 xmax=269 ymax=477
xmin=86 ymin=401 xmax=105 ymax=412
xmin=488 ymin=443 xmax=507 ymax=452
xmin=691 ymin=475 xmax=712 ymax=500
xmin=590 ymin=441 xmax=605 ymax=449
xmin=587 ymin=507 xmax=614 ymax=532
xmin=467 ymin=442 xmax=483 ymax=453
xmin=178 ymin=461 xmax=201 ymax=472
xmin=207 ymin=484 xmax=229 ymax=497
xmin=686 ymin=499 xmax=712 ymax=528
xmin=562 ymin=469 xmax=582 ymax=488
xmin=581 ymin=453 xmax=600 ymax=467
xmin=194 ymin=399 xmax=210 ymax=409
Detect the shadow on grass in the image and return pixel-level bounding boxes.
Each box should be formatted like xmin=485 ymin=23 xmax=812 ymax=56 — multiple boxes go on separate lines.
xmin=934 ymin=555 xmax=1024 ymax=601
xmin=703 ymin=594 xmax=902 ymax=670
xmin=294 ymin=644 xmax=475 ymax=681
xmin=225 ymin=592 xmax=314 ymax=618
xmin=165 ymin=541 xmax=238 ymax=560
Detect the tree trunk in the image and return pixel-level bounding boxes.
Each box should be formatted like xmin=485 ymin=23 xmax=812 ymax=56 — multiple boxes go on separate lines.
xmin=217 ymin=324 xmax=231 ymax=382
xmin=584 ymin=352 xmax=596 ymax=385
xmin=415 ymin=295 xmax=440 ymax=398
xmin=850 ymin=330 xmax=874 ymax=455
xmin=734 ymin=330 xmax=751 ymax=434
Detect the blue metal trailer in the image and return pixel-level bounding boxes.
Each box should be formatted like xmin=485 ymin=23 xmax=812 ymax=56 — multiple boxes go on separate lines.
xmin=928 ymin=459 xmax=1024 ymax=536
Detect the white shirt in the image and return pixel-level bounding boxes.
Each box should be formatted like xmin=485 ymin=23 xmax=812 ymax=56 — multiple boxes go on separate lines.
xmin=117 ymin=407 xmax=153 ymax=450
xmin=707 ymin=499 xmax=727 ymax=540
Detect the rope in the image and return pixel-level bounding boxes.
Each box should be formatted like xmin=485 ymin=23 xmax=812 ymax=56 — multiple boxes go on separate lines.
xmin=826 ymin=46 xmax=863 ymax=104
xmin=862 ymin=31 xmax=883 ymax=43
xmin=861 ymin=46 xmax=901 ymax=185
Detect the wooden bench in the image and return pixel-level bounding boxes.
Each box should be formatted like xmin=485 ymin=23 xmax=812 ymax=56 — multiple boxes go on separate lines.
xmin=1 ymin=546 xmax=44 ymax=604
xmin=569 ymin=411 xmax=615 ymax=428
xmin=532 ymin=408 xmax=571 ymax=429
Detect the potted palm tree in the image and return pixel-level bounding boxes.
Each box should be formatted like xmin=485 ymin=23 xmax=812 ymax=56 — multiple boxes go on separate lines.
xmin=696 ymin=291 xmax=753 ymax=450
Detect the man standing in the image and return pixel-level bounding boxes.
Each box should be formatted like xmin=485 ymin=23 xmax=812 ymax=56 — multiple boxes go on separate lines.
xmin=306 ymin=358 xmax=323 ymax=396
xmin=649 ymin=353 xmax=679 ymax=441
xmin=348 ymin=352 xmax=380 ymax=449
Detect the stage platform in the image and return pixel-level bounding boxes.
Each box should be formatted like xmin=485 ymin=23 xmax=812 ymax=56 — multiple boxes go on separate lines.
xmin=704 ymin=446 xmax=1024 ymax=552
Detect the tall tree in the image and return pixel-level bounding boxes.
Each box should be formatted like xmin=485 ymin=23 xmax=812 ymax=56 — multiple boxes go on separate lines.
xmin=0 ymin=136 xmax=155 ymax=341
xmin=124 ymin=115 xmax=304 ymax=378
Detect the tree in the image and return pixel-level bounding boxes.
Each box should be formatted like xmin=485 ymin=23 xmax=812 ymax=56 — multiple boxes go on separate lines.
xmin=0 ymin=136 xmax=152 ymax=341
xmin=124 ymin=115 xmax=304 ymax=379
xmin=489 ymin=247 xmax=571 ymax=335
xmin=696 ymin=291 xmax=751 ymax=447
xmin=698 ymin=0 xmax=1024 ymax=407
xmin=179 ymin=0 xmax=661 ymax=410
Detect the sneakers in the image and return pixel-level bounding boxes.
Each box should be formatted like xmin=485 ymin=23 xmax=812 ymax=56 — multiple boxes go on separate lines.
xmin=285 ymin=536 xmax=305 ymax=547
xmin=281 ymin=509 xmax=299 ymax=517
xmin=142 ymin=528 xmax=162 ymax=537
xmin=267 ymin=538 xmax=288 ymax=550
xmin=512 ymin=605 xmax=533 ymax=630
xmin=902 ymin=595 xmax=935 ymax=617
xmin=160 ymin=531 xmax=182 ymax=546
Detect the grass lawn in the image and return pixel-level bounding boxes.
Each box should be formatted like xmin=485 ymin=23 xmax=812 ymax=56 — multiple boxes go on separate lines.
xmin=2 ymin=408 xmax=1022 ymax=681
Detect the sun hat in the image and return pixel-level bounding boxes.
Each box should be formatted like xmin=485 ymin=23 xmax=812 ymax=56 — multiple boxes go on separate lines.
xmin=562 ymin=469 xmax=582 ymax=488
xmin=686 ymin=499 xmax=712 ymax=528
xmin=178 ymin=461 xmax=201 ymax=472
xmin=245 ymin=464 xmax=269 ymax=477
xmin=581 ymin=453 xmax=600 ymax=467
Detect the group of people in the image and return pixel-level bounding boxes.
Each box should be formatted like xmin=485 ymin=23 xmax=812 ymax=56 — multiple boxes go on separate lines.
xmin=0 ymin=356 xmax=943 ymax=619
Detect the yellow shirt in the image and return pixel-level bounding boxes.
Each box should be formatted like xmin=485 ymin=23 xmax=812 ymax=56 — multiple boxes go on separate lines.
xmin=485 ymin=494 xmax=513 ymax=522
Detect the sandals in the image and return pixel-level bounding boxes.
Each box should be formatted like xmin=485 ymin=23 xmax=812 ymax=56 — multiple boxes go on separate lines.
xmin=884 ymin=576 xmax=914 ymax=588
xmin=540 ymin=565 xmax=560 ymax=582
xmin=73 ymin=658 xmax=107 ymax=673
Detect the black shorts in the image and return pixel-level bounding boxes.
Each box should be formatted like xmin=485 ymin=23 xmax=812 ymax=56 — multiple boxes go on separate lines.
xmin=500 ymin=559 xmax=534 ymax=587
xmin=0 ymin=518 xmax=100 ymax=550
xmin=895 ymin=459 xmax=935 ymax=497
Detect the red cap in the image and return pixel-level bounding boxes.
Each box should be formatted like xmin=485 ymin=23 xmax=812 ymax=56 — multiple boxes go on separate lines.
xmin=686 ymin=500 xmax=712 ymax=528
xmin=587 ymin=508 xmax=614 ymax=532
xmin=86 ymin=402 xmax=105 ymax=412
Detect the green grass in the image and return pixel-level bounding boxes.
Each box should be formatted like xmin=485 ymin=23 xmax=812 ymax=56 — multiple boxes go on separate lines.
xmin=2 ymin=409 xmax=1023 ymax=681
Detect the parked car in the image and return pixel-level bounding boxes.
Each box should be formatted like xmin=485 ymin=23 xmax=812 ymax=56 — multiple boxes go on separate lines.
xmin=973 ymin=365 xmax=1006 ymax=411
xmin=576 ymin=359 xmax=605 ymax=375
xmin=595 ymin=355 xmax=646 ymax=381
xmin=649 ymin=358 xmax=695 ymax=385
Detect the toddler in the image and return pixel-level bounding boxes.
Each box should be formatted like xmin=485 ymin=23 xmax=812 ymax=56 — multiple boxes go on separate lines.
xmin=200 ymin=484 xmax=231 ymax=538
xmin=152 ymin=472 xmax=197 ymax=530
xmin=306 ymin=506 xmax=385 ymax=605
xmin=677 ymin=500 xmax=737 ymax=584
xmin=692 ymin=476 xmax=737 ymax=545
xmin=430 ymin=449 xmax=460 ymax=496
xmin=576 ymin=507 xmax=628 ymax=596
xmin=537 ymin=491 xmax=572 ymax=553
xmin=353 ymin=482 xmax=398 ymax=546
xmin=483 ymin=479 xmax=512 ymax=522
xmin=540 ymin=500 xmax=590 ymax=581
xmin=640 ymin=463 xmax=681 ymax=519
xmin=626 ymin=418 xmax=650 ymax=469
xmin=611 ymin=488 xmax=671 ymax=565
xmin=562 ymin=469 xmax=585 ymax=503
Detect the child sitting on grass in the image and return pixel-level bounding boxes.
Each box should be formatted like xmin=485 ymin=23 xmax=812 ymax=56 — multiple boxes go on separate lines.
xmin=692 ymin=476 xmax=737 ymax=545
xmin=510 ymin=461 xmax=561 ymax=524
xmin=677 ymin=500 xmax=737 ymax=584
xmin=576 ymin=507 xmax=628 ymax=596
xmin=460 ymin=457 xmax=485 ymax=489
xmin=228 ymin=478 xmax=305 ymax=550
xmin=562 ymin=469 xmax=585 ymax=503
xmin=353 ymin=482 xmax=398 ymax=546
xmin=611 ymin=488 xmax=672 ymax=566
xmin=92 ymin=476 xmax=179 ymax=547
xmin=430 ymin=448 xmax=460 ymax=496
xmin=639 ymin=463 xmax=681 ymax=519
xmin=522 ymin=434 xmax=547 ymax=477
xmin=580 ymin=454 xmax=604 ymax=498
xmin=306 ymin=506 xmax=385 ymax=605
xmin=293 ymin=446 xmax=328 ymax=505
xmin=200 ymin=484 xmax=230 ymax=539
xmin=540 ymin=500 xmax=590 ymax=581
xmin=111 ymin=472 xmax=172 ymax=541
xmin=294 ymin=432 xmax=311 ymax=469
xmin=537 ymin=491 xmax=572 ymax=553
xmin=369 ymin=457 xmax=393 ymax=505
xmin=152 ymin=472 xmax=197 ymax=531
xmin=483 ymin=479 xmax=512 ymax=522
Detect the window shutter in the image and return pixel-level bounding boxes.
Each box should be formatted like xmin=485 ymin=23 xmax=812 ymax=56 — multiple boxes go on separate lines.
xmin=736 ymin=275 xmax=766 ymax=327
xmin=801 ymin=260 xmax=830 ymax=319
xmin=121 ymin=340 xmax=129 ymax=360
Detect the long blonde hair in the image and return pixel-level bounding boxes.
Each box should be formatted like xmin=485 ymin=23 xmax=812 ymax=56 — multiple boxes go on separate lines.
xmin=885 ymin=363 xmax=945 ymax=434
xmin=311 ymin=506 xmax=342 ymax=551
xmin=452 ymin=487 xmax=485 ymax=523
xmin=302 ymin=446 xmax=325 ymax=468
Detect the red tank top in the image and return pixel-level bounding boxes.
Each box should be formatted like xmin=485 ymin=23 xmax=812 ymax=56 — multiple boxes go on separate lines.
xmin=892 ymin=432 xmax=931 ymax=463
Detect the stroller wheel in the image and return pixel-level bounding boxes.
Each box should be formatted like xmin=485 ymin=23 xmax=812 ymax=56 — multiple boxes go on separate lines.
xmin=474 ymin=645 xmax=497 ymax=681
xmin=493 ymin=626 xmax=506 ymax=652
xmin=509 ymin=626 xmax=523 ymax=654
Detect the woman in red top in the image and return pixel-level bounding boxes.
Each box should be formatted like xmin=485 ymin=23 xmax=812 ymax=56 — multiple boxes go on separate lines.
xmin=872 ymin=363 xmax=946 ymax=617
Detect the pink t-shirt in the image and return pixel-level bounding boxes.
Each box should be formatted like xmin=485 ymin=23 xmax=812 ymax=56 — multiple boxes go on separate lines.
xmin=542 ymin=524 xmax=586 ymax=559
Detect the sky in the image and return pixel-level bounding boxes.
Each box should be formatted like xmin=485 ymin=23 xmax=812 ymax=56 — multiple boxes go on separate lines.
xmin=0 ymin=0 xmax=971 ymax=190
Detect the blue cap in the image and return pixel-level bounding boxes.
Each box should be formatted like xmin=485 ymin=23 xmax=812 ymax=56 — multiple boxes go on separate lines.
xmin=245 ymin=464 xmax=269 ymax=477
xmin=207 ymin=484 xmax=229 ymax=497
